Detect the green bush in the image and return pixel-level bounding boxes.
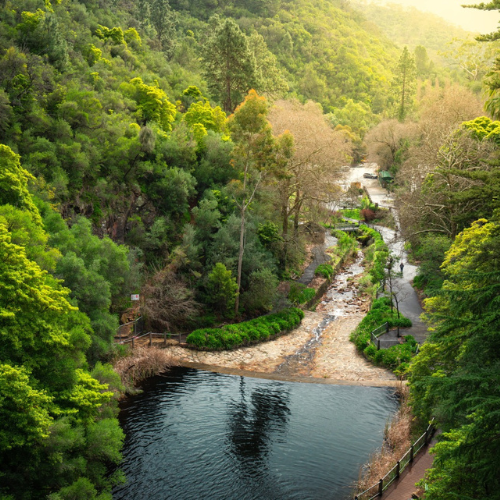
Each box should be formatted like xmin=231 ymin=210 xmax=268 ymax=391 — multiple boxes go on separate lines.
xmin=186 ymin=308 xmax=305 ymax=350
xmin=350 ymin=295 xmax=414 ymax=374
xmin=315 ymin=263 xmax=335 ymax=279
xmin=289 ymin=283 xmax=316 ymax=304
xmin=341 ymin=208 xmax=362 ymax=220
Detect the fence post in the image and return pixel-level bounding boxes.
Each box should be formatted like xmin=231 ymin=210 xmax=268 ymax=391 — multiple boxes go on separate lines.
xmin=132 ymin=337 xmax=134 ymax=349
xmin=410 ymin=444 xmax=414 ymax=463
xmin=377 ymin=338 xmax=381 ymax=350
xmin=385 ymin=322 xmax=389 ymax=333
xmin=164 ymin=333 xmax=167 ymax=346
xmin=378 ymin=478 xmax=383 ymax=496
xmin=396 ymin=461 xmax=400 ymax=479
xmin=149 ymin=332 xmax=152 ymax=347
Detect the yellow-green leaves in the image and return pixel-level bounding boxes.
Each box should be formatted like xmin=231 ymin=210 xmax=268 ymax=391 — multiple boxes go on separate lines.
xmin=0 ymin=364 xmax=54 ymax=451
xmin=0 ymin=145 xmax=41 ymax=225
xmin=184 ymin=100 xmax=227 ymax=135
xmin=121 ymin=78 xmax=176 ymax=132
xmin=66 ymin=370 xmax=113 ymax=423
xmin=95 ymin=25 xmax=125 ymax=45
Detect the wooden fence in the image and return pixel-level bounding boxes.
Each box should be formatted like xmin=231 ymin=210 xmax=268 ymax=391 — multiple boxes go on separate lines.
xmin=354 ymin=421 xmax=436 ymax=500
xmin=116 ymin=331 xmax=181 ymax=348
xmin=115 ymin=316 xmax=144 ymax=340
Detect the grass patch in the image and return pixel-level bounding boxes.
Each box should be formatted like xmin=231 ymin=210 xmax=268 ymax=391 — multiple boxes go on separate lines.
xmin=341 ymin=208 xmax=362 ymax=220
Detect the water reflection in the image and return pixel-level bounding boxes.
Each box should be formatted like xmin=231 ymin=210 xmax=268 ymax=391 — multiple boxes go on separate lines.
xmin=113 ymin=368 xmax=397 ymax=500
xmin=227 ymin=377 xmax=290 ymax=477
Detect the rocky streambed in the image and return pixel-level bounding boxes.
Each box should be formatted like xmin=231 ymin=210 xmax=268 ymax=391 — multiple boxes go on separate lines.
xmin=168 ymin=249 xmax=397 ymax=387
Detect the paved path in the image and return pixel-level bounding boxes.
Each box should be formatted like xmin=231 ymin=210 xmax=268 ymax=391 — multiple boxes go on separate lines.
xmin=297 ymin=232 xmax=337 ymax=285
xmin=383 ymin=438 xmax=437 ymax=500
xmin=349 ymin=164 xmax=428 ymax=344
xmin=375 ymin=225 xmax=428 ymax=343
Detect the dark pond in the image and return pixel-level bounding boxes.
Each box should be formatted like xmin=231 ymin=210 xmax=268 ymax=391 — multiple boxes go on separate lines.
xmin=113 ymin=367 xmax=398 ymax=500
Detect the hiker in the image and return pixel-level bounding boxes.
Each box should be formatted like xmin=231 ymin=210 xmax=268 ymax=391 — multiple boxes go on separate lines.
xmin=400 ymin=262 xmax=404 ymax=273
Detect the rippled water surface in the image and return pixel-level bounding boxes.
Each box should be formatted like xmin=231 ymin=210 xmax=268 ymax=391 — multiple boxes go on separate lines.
xmin=114 ymin=368 xmax=398 ymax=500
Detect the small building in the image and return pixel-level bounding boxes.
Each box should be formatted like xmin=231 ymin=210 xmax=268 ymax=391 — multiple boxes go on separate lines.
xmin=378 ymin=170 xmax=393 ymax=188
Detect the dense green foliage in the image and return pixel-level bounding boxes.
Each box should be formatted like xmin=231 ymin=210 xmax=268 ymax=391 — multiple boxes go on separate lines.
xmin=315 ymin=263 xmax=335 ymax=280
xmin=186 ymin=307 xmax=304 ymax=350
xmin=350 ymin=297 xmax=413 ymax=373
xmin=409 ymin=219 xmax=500 ymax=498
xmin=0 ymin=145 xmax=124 ymax=499
xmin=0 ymin=0 xmax=494 ymax=496
xmin=288 ymin=283 xmax=316 ymax=305
xmin=357 ymin=225 xmax=389 ymax=284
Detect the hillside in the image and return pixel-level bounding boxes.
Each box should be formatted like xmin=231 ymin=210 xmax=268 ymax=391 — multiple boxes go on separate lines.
xmin=171 ymin=0 xmax=400 ymax=113
xmin=352 ymin=1 xmax=469 ymax=55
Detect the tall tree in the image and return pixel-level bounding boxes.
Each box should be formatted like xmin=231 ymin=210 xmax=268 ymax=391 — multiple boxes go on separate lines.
xmin=150 ymin=0 xmax=177 ymax=56
xmin=228 ymin=90 xmax=275 ymax=314
xmin=391 ymin=47 xmax=416 ymax=122
xmin=268 ymin=99 xmax=350 ymax=263
xmin=201 ymin=18 xmax=258 ymax=113
xmin=464 ymin=1 xmax=500 ymax=116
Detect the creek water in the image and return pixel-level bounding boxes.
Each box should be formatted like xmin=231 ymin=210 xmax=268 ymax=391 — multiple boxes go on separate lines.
xmin=114 ymin=367 xmax=398 ymax=500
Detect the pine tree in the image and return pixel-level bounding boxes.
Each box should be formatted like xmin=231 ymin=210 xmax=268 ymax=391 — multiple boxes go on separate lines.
xmin=201 ymin=18 xmax=258 ymax=113
xmin=391 ymin=47 xmax=416 ymax=122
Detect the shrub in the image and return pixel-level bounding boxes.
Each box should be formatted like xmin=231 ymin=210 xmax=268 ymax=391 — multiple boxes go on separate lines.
xmin=315 ymin=263 xmax=335 ymax=280
xmin=289 ymin=283 xmax=316 ymax=305
xmin=341 ymin=208 xmax=361 ymax=220
xmin=186 ymin=308 xmax=304 ymax=350
xmin=361 ymin=208 xmax=376 ymax=222
xmin=206 ymin=262 xmax=238 ymax=317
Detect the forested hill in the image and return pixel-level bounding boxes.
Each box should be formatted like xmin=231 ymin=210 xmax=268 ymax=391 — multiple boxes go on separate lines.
xmin=171 ymin=0 xmax=399 ymax=113
xmin=352 ymin=1 xmax=469 ymax=53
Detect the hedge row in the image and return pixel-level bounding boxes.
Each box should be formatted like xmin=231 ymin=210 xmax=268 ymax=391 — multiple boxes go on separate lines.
xmin=186 ymin=308 xmax=305 ymax=350
xmin=357 ymin=225 xmax=389 ymax=283
xmin=363 ymin=336 xmax=417 ymax=377
xmin=350 ymin=297 xmax=413 ymax=375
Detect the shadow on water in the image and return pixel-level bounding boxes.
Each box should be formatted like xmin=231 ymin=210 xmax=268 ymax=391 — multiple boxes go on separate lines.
xmin=113 ymin=368 xmax=398 ymax=500
xmin=226 ymin=378 xmax=291 ymax=494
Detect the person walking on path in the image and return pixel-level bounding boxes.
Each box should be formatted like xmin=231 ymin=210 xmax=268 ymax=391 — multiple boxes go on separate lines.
xmin=400 ymin=262 xmax=404 ymax=274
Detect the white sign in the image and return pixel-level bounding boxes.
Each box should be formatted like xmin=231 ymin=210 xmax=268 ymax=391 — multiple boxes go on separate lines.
xmin=131 ymin=294 xmax=140 ymax=301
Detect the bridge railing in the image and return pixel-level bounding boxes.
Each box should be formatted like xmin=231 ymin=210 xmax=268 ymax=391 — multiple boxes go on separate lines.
xmin=354 ymin=420 xmax=436 ymax=500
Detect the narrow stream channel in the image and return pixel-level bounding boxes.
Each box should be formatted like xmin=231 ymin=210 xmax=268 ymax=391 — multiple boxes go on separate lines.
xmin=276 ymin=250 xmax=365 ymax=376
xmin=113 ymin=368 xmax=398 ymax=500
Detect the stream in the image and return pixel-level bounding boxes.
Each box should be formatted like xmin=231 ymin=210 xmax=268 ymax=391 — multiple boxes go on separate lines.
xmin=276 ymin=250 xmax=365 ymax=376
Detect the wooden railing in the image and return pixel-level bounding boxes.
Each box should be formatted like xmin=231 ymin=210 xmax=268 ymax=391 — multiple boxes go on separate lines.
xmin=116 ymin=331 xmax=180 ymax=348
xmin=354 ymin=421 xmax=436 ymax=500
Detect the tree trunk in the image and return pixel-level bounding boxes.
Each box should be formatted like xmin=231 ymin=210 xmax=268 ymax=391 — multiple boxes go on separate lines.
xmin=235 ymin=206 xmax=245 ymax=315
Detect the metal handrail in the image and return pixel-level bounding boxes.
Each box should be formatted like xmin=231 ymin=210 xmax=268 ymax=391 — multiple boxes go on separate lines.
xmin=354 ymin=420 xmax=435 ymax=499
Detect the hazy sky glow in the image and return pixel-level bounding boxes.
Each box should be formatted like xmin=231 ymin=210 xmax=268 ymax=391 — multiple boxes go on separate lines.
xmin=368 ymin=0 xmax=499 ymax=33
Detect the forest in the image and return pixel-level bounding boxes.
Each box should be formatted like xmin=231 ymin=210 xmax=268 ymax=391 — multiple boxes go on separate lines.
xmin=0 ymin=0 xmax=499 ymax=498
